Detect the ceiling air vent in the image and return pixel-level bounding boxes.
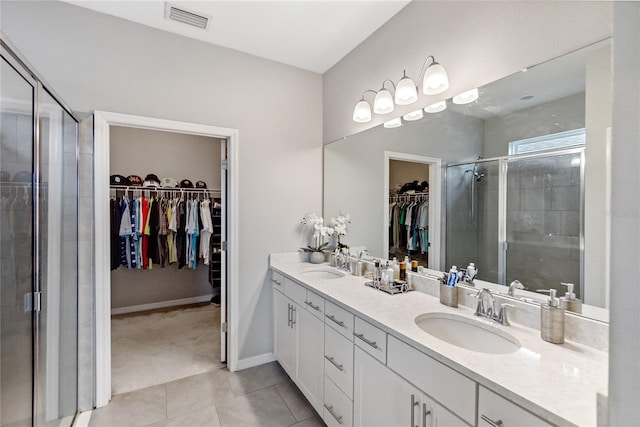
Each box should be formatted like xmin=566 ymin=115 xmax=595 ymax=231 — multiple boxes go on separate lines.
xmin=165 ymin=3 xmax=210 ymax=30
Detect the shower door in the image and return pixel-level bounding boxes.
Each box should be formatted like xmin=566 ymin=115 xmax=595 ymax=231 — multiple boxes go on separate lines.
xmin=1 ymin=41 xmax=79 ymax=427
xmin=505 ymin=150 xmax=583 ymax=296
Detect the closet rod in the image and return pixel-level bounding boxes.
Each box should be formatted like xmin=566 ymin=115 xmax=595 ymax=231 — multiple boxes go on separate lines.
xmin=110 ymin=185 xmax=221 ymax=194
xmin=389 ymin=192 xmax=429 ymax=201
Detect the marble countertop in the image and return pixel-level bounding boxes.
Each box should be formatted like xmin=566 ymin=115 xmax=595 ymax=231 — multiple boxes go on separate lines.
xmin=270 ymin=254 xmax=608 ymax=427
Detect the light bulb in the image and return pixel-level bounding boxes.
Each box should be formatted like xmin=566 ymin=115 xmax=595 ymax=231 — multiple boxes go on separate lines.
xmin=423 ymin=62 xmax=449 ymax=95
xmin=395 ymin=74 xmax=418 ymax=105
xmin=424 ymin=100 xmax=446 ymax=113
xmin=403 ymin=109 xmax=423 ymax=121
xmin=374 ymin=89 xmax=394 ymax=114
xmin=452 ymin=88 xmax=479 ymax=105
xmin=352 ymin=100 xmax=371 ymax=123
xmin=383 ymin=118 xmax=402 ymax=128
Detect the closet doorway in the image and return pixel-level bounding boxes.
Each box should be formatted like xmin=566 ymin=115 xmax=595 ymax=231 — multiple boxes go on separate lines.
xmin=383 ymin=152 xmax=442 ymax=270
xmin=93 ymin=112 xmax=239 ymax=408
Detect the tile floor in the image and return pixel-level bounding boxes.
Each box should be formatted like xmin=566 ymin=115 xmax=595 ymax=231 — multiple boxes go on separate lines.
xmin=88 ymin=362 xmax=325 ymax=427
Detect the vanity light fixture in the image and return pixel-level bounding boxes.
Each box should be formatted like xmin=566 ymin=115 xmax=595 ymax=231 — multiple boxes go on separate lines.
xmin=351 ymin=55 xmax=449 ymax=122
xmin=352 ymin=90 xmax=377 ymax=123
xmin=383 ymin=118 xmax=403 ymax=128
xmin=453 ymin=88 xmax=479 ymax=105
xmin=403 ymin=109 xmax=424 ymax=121
xmin=424 ymin=100 xmax=447 ymax=113
xmin=395 ymin=70 xmax=418 ymax=105
xmin=422 ymin=56 xmax=449 ymax=95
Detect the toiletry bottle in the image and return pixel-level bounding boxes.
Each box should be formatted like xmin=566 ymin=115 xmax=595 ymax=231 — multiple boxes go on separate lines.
xmin=404 ymin=256 xmax=410 ymax=267
xmin=399 ymin=262 xmax=407 ymax=281
xmin=386 ymin=262 xmax=395 ymax=287
xmin=541 ymin=289 xmax=565 ymax=344
xmin=373 ymin=260 xmax=381 ymax=283
xmin=560 ymin=283 xmax=583 ymax=314
xmin=392 ymin=257 xmax=400 ymax=280
xmin=465 ymin=263 xmax=477 ymax=282
xmin=447 ymin=266 xmax=458 ymax=286
xmin=411 ymin=260 xmax=419 ymax=272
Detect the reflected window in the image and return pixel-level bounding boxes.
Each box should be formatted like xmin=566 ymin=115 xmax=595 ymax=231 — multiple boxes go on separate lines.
xmin=508 ymin=128 xmax=586 ymax=155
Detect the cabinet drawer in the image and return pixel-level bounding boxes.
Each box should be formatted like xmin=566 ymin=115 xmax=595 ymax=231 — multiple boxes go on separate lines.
xmin=353 ymin=317 xmax=386 ymax=364
xmin=284 ymin=277 xmax=307 ymax=307
xmin=325 ymin=301 xmax=354 ymax=340
xmin=387 ymin=335 xmax=475 ymax=425
xmin=304 ymin=289 xmax=325 ymax=320
xmin=324 ymin=376 xmax=353 ymax=427
xmin=478 ymin=386 xmax=553 ymax=427
xmin=324 ymin=325 xmax=354 ymax=399
xmin=271 ymin=270 xmax=284 ymax=291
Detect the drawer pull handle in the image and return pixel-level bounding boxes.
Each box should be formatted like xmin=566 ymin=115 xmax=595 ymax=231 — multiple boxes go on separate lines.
xmin=422 ymin=403 xmax=431 ymax=427
xmin=290 ymin=306 xmax=296 ymax=327
xmin=324 ymin=355 xmax=344 ymax=371
xmin=354 ymin=332 xmax=378 ymax=349
xmin=271 ymin=279 xmax=282 ymax=286
xmin=305 ymin=300 xmax=320 ymax=311
xmin=287 ymin=304 xmax=292 ymax=328
xmin=325 ymin=314 xmax=345 ymax=327
xmin=410 ymin=394 xmax=419 ymax=427
xmin=324 ymin=404 xmax=343 ymax=424
xmin=481 ymin=415 xmax=504 ymax=427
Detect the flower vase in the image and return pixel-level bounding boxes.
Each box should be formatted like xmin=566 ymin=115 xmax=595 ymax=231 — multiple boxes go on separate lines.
xmin=309 ymin=251 xmax=325 ymax=264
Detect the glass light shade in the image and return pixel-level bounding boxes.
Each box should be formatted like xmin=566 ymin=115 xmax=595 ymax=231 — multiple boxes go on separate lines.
xmin=383 ymin=118 xmax=402 ymax=128
xmin=423 ymin=62 xmax=449 ymax=95
xmin=352 ymin=99 xmax=371 ymax=123
xmin=374 ymin=89 xmax=394 ymax=114
xmin=452 ymin=88 xmax=479 ymax=105
xmin=424 ymin=100 xmax=447 ymax=113
xmin=403 ymin=109 xmax=423 ymax=121
xmin=395 ymin=76 xmax=418 ymax=105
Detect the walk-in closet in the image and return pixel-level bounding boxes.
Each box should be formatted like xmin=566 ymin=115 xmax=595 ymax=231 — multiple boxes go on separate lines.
xmin=388 ymin=159 xmax=430 ymax=267
xmin=108 ymin=126 xmax=227 ymax=395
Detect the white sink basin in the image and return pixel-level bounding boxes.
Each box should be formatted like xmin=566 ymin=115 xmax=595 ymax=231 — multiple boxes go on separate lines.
xmin=415 ymin=312 xmax=521 ymax=354
xmin=301 ymin=269 xmax=346 ymax=280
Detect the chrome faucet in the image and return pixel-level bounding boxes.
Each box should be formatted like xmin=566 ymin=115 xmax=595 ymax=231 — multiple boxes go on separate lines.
xmin=508 ymin=280 xmax=525 ymax=297
xmin=471 ymin=288 xmax=514 ymax=326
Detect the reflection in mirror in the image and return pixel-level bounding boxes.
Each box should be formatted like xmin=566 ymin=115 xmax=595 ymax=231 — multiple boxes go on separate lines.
xmin=323 ymin=39 xmax=610 ymax=321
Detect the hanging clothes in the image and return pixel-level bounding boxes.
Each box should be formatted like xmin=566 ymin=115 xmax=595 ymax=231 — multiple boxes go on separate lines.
xmin=199 ymin=199 xmax=213 ymax=265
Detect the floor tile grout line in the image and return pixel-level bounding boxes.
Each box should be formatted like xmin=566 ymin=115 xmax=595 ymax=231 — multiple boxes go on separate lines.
xmin=274 ymin=382 xmax=299 ymax=423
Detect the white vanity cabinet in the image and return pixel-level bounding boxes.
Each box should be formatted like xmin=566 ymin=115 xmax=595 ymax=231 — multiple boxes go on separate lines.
xmin=272 ymin=273 xmax=324 ymax=413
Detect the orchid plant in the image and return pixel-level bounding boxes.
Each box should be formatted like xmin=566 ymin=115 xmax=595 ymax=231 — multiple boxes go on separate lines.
xmin=300 ymin=212 xmax=350 ymax=253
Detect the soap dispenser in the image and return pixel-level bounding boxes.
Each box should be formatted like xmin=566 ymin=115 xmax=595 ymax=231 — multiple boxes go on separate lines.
xmin=560 ymin=282 xmax=583 ymax=314
xmin=541 ymin=289 xmax=565 ymax=344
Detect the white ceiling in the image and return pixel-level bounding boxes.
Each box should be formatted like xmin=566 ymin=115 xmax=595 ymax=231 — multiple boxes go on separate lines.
xmin=62 ymin=0 xmax=410 ymax=73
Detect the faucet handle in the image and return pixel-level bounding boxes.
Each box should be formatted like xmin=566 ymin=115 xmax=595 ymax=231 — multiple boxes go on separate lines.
xmin=498 ymin=303 xmax=516 ymax=326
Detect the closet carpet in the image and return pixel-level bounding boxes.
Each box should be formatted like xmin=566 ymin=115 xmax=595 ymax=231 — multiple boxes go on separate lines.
xmin=111 ymin=304 xmax=221 ymax=395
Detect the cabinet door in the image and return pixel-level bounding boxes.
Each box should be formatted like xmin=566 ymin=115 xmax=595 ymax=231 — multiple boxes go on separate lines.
xmin=273 ymin=289 xmax=296 ymax=377
xmin=354 ymin=347 xmax=422 ymax=427
xmin=297 ymin=307 xmax=324 ymax=414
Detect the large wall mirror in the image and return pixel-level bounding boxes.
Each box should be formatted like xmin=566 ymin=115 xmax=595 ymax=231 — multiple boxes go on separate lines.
xmin=324 ymin=39 xmax=611 ymax=322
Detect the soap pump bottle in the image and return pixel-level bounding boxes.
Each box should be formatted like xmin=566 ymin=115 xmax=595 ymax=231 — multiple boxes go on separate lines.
xmin=541 ymin=289 xmax=565 ymax=344
xmin=560 ymin=282 xmax=583 ymax=314
xmin=392 ymin=257 xmax=400 ymax=280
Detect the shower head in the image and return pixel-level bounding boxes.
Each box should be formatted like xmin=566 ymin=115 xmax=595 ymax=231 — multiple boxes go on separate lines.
xmin=474 ymin=172 xmax=485 ymax=182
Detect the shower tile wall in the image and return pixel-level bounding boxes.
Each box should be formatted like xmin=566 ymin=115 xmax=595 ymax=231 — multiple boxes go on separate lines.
xmin=506 ymin=154 xmax=581 ymax=295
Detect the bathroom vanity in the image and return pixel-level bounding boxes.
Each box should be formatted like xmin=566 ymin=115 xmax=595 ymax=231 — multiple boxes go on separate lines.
xmin=270 ymin=253 xmax=607 ymax=427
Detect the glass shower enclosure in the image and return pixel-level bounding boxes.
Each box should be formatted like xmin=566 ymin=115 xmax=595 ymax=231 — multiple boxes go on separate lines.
xmin=446 ymin=148 xmax=584 ymax=297
xmin=1 ymin=39 xmax=79 ymax=426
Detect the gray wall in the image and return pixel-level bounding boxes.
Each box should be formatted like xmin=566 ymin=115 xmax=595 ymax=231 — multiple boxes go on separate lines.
xmin=609 ymin=3 xmax=640 ymax=425
xmin=482 ymin=93 xmax=586 ymax=158
xmin=109 ymin=127 xmax=222 ymax=310
xmin=0 ymin=0 xmax=323 ymax=367
xmin=389 ymin=160 xmax=429 ymax=189
xmin=323 ymin=1 xmax=611 ymax=144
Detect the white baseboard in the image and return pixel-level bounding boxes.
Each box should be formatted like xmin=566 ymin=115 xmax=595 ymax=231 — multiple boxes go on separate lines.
xmin=111 ymin=295 xmax=214 ymax=315
xmin=72 ymin=410 xmax=92 ymax=427
xmin=234 ymin=352 xmax=276 ymax=371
